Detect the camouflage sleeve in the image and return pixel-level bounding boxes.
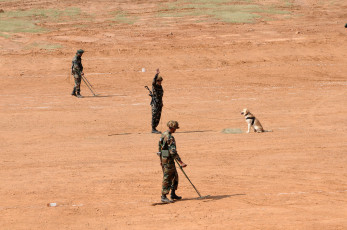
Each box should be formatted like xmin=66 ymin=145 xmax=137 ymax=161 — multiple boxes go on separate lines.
xmin=152 ymin=73 xmax=159 ymax=86
xmin=71 ymin=59 xmax=75 ymax=73
xmin=80 ymin=60 xmax=83 ymax=72
xmin=167 ymin=136 xmax=181 ymax=161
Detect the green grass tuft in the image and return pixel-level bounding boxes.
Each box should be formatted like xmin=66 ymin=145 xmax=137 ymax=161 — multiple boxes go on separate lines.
xmin=25 ymin=42 xmax=63 ymax=50
xmin=215 ymin=11 xmax=261 ymax=23
xmin=0 ymin=32 xmax=11 ymax=38
xmin=0 ymin=8 xmax=82 ymax=35
xmin=158 ymin=0 xmax=291 ymax=23
xmin=0 ymin=19 xmax=46 ymax=33
xmin=111 ymin=10 xmax=138 ymax=24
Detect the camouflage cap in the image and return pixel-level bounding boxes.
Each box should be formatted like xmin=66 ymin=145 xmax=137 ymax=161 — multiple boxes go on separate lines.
xmin=167 ymin=120 xmax=179 ymax=129
xmin=76 ymin=49 xmax=84 ymax=54
xmin=157 ymin=76 xmax=163 ymax=81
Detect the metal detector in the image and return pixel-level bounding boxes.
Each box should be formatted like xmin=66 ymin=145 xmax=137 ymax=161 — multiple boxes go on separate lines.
xmin=81 ymin=75 xmax=97 ymax=96
xmin=175 ymin=159 xmax=210 ymax=199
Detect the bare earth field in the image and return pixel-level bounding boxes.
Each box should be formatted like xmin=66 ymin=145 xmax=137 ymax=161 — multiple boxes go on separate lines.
xmin=0 ymin=0 xmax=346 ymax=229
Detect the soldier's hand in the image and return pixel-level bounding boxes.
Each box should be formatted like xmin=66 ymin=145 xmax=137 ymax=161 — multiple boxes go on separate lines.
xmin=156 ymin=68 xmax=160 ymax=74
xmin=180 ymin=162 xmax=187 ymax=168
xmin=81 ymin=72 xmax=84 ymax=76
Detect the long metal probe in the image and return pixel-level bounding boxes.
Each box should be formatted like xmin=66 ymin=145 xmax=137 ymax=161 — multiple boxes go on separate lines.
xmin=175 ymin=159 xmax=202 ymax=197
xmin=81 ymin=75 xmax=96 ymax=96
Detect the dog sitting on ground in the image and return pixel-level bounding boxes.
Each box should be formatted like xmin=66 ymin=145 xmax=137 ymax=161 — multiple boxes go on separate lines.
xmin=240 ymin=108 xmax=266 ymax=133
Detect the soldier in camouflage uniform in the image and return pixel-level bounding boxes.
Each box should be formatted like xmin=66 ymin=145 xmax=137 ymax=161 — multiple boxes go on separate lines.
xmin=159 ymin=120 xmax=187 ymax=203
xmin=151 ymin=69 xmax=164 ymax=134
xmin=71 ymin=49 xmax=84 ymax=98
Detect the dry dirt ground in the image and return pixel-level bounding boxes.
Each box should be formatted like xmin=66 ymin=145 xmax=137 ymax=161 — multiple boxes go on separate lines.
xmin=0 ymin=0 xmax=346 ymax=229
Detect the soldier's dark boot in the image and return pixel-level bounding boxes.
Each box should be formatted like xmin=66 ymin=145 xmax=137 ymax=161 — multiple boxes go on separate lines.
xmin=152 ymin=127 xmax=161 ymax=134
xmin=161 ymin=194 xmax=173 ymax=203
xmin=170 ymin=190 xmax=182 ymax=200
xmin=71 ymin=87 xmax=76 ymax=96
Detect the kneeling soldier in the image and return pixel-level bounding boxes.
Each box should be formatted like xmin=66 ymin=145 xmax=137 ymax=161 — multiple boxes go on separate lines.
xmin=159 ymin=120 xmax=187 ymax=203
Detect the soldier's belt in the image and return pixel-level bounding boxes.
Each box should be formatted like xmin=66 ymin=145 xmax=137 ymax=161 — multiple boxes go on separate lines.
xmin=161 ymin=150 xmax=169 ymax=158
xmin=162 ymin=163 xmax=176 ymax=168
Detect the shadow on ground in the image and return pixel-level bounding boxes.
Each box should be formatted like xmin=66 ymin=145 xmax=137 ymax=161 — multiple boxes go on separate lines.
xmin=108 ymin=130 xmax=215 ymax=136
xmin=82 ymin=94 xmax=127 ymax=98
xmin=182 ymin=194 xmax=246 ymax=202
xmin=176 ymin=130 xmax=214 ymax=134
xmin=151 ymin=194 xmax=246 ymax=206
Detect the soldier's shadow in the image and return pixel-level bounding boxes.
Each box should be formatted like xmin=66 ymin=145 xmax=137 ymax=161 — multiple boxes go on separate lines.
xmin=151 ymin=194 xmax=245 ymax=206
xmin=180 ymin=194 xmax=246 ymax=202
xmin=83 ymin=94 xmax=127 ymax=98
xmin=176 ymin=130 xmax=214 ymax=134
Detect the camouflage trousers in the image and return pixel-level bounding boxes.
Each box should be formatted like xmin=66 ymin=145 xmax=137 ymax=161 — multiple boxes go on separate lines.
xmin=151 ymin=104 xmax=162 ymax=129
xmin=72 ymin=73 xmax=82 ymax=94
xmin=162 ymin=164 xmax=178 ymax=195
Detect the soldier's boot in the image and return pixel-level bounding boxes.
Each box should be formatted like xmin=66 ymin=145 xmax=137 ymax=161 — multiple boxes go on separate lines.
xmin=71 ymin=87 xmax=77 ymax=96
xmin=161 ymin=194 xmax=173 ymax=203
xmin=152 ymin=127 xmax=161 ymax=134
xmin=170 ymin=190 xmax=182 ymax=200
xmin=76 ymin=91 xmax=83 ymax=98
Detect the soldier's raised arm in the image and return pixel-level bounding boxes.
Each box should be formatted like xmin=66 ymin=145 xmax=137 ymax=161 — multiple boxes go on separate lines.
xmin=152 ymin=68 xmax=160 ymax=85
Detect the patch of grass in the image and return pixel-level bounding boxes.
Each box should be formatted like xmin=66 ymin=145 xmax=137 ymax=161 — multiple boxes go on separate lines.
xmin=258 ymin=7 xmax=290 ymax=15
xmin=1 ymin=8 xmax=81 ymax=20
xmin=185 ymin=0 xmax=252 ymax=3
xmin=0 ymin=8 xmax=81 ymax=35
xmin=0 ymin=19 xmax=46 ymax=33
xmin=72 ymin=24 xmax=89 ymax=28
xmin=158 ymin=0 xmax=291 ymax=23
xmin=25 ymin=42 xmax=62 ymax=50
xmin=221 ymin=128 xmax=243 ymax=134
xmin=215 ymin=10 xmax=261 ymax=23
xmin=0 ymin=32 xmax=11 ymax=38
xmin=111 ymin=10 xmax=137 ymax=24
xmin=61 ymin=7 xmax=81 ymax=17
xmin=282 ymin=0 xmax=293 ymax=7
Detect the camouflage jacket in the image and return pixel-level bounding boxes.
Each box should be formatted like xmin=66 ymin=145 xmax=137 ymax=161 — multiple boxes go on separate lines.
xmin=159 ymin=130 xmax=181 ymax=165
xmin=151 ymin=73 xmax=163 ymax=106
xmin=71 ymin=55 xmax=83 ymax=74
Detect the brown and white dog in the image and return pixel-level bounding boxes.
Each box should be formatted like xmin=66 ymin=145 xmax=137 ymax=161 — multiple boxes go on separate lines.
xmin=241 ymin=108 xmax=265 ymax=133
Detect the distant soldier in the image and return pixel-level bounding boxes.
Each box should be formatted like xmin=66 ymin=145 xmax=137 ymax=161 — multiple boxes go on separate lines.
xmin=151 ymin=68 xmax=163 ymax=133
xmin=71 ymin=49 xmax=84 ymax=98
xmin=158 ymin=120 xmax=187 ymax=203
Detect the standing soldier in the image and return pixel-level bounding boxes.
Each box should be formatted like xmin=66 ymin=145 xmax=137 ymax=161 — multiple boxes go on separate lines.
xmin=71 ymin=49 xmax=84 ymax=98
xmin=158 ymin=120 xmax=187 ymax=203
xmin=151 ymin=68 xmax=163 ymax=133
